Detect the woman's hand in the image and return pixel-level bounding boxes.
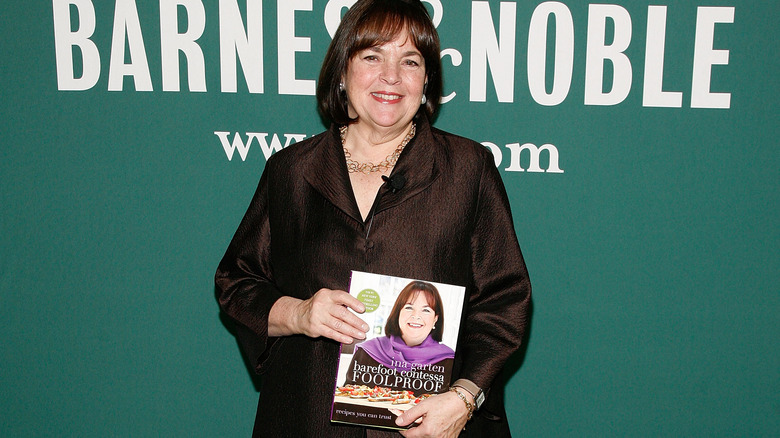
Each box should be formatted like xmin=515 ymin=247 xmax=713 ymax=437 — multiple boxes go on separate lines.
xmin=395 ymin=391 xmax=471 ymax=438
xmin=269 ymin=289 xmax=369 ymax=344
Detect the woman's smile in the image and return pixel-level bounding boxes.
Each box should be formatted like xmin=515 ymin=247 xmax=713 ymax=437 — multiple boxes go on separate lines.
xmin=371 ymin=91 xmax=403 ymax=103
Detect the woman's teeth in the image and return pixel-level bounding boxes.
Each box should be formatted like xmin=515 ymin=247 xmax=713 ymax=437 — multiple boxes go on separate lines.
xmin=373 ymin=92 xmax=400 ymax=101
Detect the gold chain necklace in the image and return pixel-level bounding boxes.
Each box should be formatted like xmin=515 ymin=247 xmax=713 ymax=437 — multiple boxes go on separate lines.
xmin=340 ymin=123 xmax=416 ymax=174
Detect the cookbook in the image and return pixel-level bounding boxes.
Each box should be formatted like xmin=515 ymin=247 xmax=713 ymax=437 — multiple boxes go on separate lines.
xmin=330 ymin=271 xmax=465 ymax=429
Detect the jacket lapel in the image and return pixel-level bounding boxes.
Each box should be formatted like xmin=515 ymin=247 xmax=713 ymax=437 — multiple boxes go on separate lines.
xmin=302 ymin=126 xmax=364 ymax=223
xmin=302 ymin=117 xmax=441 ymax=222
xmin=376 ymin=116 xmax=440 ymax=214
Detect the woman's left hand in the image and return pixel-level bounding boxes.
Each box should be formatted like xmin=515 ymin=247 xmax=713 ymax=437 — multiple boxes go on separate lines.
xmin=395 ymin=391 xmax=470 ymax=438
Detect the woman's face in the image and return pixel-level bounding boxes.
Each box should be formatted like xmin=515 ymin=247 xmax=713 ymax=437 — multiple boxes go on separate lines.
xmin=398 ymin=292 xmax=438 ymax=347
xmin=344 ymin=29 xmax=427 ymax=133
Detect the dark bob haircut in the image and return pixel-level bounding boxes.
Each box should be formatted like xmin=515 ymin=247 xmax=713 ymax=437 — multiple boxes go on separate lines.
xmin=316 ymin=0 xmax=442 ymax=125
xmin=385 ymin=281 xmax=445 ymax=343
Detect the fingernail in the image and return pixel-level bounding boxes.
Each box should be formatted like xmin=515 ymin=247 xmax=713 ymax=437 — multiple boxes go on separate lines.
xmin=362 ymin=323 xmax=369 ymax=332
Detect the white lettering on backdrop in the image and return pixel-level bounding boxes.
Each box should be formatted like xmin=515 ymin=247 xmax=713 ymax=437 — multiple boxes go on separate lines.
xmin=108 ymin=0 xmax=152 ymax=91
xmin=215 ymin=131 xmax=564 ymax=173
xmin=278 ymin=0 xmax=315 ymax=95
xmin=526 ymin=2 xmax=574 ymax=106
xmin=160 ymin=0 xmax=207 ymax=92
xmin=219 ymin=0 xmax=263 ymax=93
xmin=52 ymin=0 xmax=735 ymax=109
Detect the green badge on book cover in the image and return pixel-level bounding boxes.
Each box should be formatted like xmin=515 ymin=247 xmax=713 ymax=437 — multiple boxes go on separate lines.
xmin=357 ymin=289 xmax=380 ymax=312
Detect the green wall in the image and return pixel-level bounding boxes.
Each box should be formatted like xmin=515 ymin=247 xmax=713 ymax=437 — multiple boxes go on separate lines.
xmin=1 ymin=1 xmax=777 ymax=436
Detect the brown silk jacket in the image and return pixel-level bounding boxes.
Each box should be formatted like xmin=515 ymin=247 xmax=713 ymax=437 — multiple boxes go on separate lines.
xmin=215 ymin=116 xmax=531 ymax=437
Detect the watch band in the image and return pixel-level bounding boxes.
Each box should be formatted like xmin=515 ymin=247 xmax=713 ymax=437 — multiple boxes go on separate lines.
xmin=453 ymin=378 xmax=485 ymax=410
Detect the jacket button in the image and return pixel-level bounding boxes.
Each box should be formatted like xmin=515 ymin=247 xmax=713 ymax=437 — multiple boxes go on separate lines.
xmin=365 ymin=240 xmax=374 ymax=250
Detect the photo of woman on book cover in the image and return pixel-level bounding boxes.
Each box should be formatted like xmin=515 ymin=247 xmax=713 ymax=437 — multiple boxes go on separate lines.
xmin=344 ymin=281 xmax=455 ymax=385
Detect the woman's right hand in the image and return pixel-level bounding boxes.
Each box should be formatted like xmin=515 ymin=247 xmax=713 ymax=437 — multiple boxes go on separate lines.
xmin=269 ymin=289 xmax=370 ymax=344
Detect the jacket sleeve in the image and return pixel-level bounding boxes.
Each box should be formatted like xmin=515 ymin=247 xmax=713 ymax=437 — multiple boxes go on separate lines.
xmin=215 ymin=163 xmax=283 ymax=374
xmin=459 ymin=152 xmax=532 ymax=391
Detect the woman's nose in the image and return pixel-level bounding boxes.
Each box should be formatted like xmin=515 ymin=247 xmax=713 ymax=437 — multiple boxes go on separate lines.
xmin=380 ymin=62 xmax=401 ymax=84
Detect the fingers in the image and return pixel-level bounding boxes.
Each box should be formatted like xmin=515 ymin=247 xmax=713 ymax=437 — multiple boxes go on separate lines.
xmin=298 ymin=289 xmax=370 ymax=343
xmin=322 ymin=310 xmax=369 ymax=344
xmin=397 ymin=393 xmax=469 ymax=438
xmin=331 ymin=290 xmax=366 ymax=314
xmin=334 ymin=300 xmax=371 ymax=339
xmin=395 ymin=403 xmax=427 ymax=428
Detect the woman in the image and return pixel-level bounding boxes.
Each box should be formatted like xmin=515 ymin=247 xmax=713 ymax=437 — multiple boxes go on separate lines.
xmin=215 ymin=0 xmax=531 ymax=437
xmin=346 ymin=281 xmax=455 ymax=382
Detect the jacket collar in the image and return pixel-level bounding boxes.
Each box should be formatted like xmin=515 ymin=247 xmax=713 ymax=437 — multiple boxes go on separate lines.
xmin=303 ymin=116 xmax=440 ymax=224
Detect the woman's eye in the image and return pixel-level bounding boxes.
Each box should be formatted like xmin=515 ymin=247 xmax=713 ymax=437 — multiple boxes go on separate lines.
xmin=404 ymin=59 xmax=419 ymax=66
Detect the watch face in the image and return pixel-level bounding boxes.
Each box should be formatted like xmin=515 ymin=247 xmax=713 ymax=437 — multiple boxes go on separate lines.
xmin=475 ymin=391 xmax=485 ymax=408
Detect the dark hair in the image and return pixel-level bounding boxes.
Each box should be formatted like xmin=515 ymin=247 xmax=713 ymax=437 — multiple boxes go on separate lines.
xmin=317 ymin=0 xmax=442 ymax=125
xmin=385 ymin=281 xmax=445 ymax=342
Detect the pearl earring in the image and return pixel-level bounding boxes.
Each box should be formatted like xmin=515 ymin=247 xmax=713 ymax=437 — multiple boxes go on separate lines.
xmin=421 ymin=94 xmax=427 ymax=105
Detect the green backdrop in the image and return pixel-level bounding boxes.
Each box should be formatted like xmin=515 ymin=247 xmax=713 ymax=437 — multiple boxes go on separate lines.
xmin=1 ymin=1 xmax=777 ymax=436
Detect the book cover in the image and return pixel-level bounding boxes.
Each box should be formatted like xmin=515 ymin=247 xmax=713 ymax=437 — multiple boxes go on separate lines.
xmin=330 ymin=271 xmax=465 ymax=430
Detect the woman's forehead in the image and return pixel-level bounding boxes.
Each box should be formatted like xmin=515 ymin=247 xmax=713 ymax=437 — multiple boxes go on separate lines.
xmin=364 ymin=32 xmax=419 ymax=54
